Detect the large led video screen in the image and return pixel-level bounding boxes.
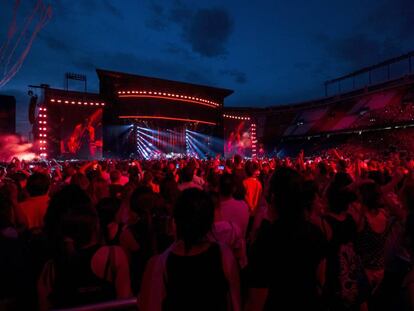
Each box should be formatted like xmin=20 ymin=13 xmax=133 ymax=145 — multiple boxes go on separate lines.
xmin=224 ymin=119 xmax=252 ymax=158
xmin=47 ymin=105 xmax=103 ymax=159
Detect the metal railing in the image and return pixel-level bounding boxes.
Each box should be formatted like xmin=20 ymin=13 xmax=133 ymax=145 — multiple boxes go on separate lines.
xmin=324 ymin=50 xmax=414 ymax=96
xmin=51 ymin=298 xmax=137 ymax=311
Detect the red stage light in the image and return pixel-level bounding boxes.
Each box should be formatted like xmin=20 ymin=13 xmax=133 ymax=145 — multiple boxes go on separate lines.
xmin=49 ymin=99 xmax=105 ymax=106
xmin=118 ymin=90 xmax=219 ymax=108
xmin=223 ymin=114 xmax=250 ymax=121
xmin=118 ymin=115 xmax=216 ymax=125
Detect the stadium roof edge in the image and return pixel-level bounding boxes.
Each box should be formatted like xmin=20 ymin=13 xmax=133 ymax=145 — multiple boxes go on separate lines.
xmin=224 ymin=73 xmax=414 ymax=113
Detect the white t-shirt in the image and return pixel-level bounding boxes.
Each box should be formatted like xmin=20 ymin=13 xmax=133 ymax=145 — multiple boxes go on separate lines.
xmin=178 ymin=181 xmax=203 ymax=191
xmin=209 ymin=221 xmax=247 ymax=268
xmin=219 ymin=198 xmax=250 ymax=237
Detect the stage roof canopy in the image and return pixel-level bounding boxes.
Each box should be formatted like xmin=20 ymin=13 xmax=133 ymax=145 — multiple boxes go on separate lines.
xmin=96 ymin=69 xmax=234 ymax=101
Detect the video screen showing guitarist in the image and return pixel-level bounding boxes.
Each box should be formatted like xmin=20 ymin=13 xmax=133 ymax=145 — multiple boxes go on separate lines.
xmin=67 ymin=118 xmax=95 ymax=159
xmin=58 ymin=108 xmax=102 ymax=159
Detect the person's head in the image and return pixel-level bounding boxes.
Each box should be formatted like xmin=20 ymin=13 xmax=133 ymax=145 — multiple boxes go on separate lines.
xmin=261 ymin=162 xmax=270 ymax=175
xmin=45 ymin=185 xmax=97 ymax=252
xmin=64 ymin=166 xmax=76 ymax=178
xmin=26 ymin=172 xmax=50 ymax=197
xmin=89 ymin=177 xmax=109 ymax=203
xmin=317 ymin=161 xmax=328 ymax=176
xmin=188 ymin=158 xmax=199 ymax=170
xmin=359 ymin=181 xmax=383 ymax=211
xmin=96 ymin=197 xmax=120 ymax=226
xmin=110 ymin=170 xmax=122 ymax=184
xmin=161 ymin=173 xmax=179 ymax=203
xmin=332 ymin=172 xmax=353 ymax=189
xmin=174 ymin=188 xmax=214 ymax=251
xmin=0 ymin=180 xmax=18 ymax=205
xmin=127 ymin=166 xmax=140 ymax=185
xmin=70 ymin=172 xmax=90 ymax=191
xmin=219 ymin=173 xmax=235 ymax=198
xmin=181 ymin=166 xmax=195 ymax=183
xmin=234 ymin=154 xmax=242 ymax=167
xmin=301 ymin=179 xmax=318 ymax=212
xmin=337 ymin=159 xmax=348 ymax=173
xmin=86 ymin=168 xmax=101 ymax=182
xmin=143 ymin=171 xmax=154 ymax=185
xmin=327 ymin=185 xmax=357 ymax=214
xmin=129 ymin=185 xmax=154 ymax=220
xmin=225 ymin=159 xmax=233 ymax=170
xmin=96 ymin=197 xmax=121 ymax=242
xmin=368 ymin=170 xmax=385 ymax=185
xmin=268 ymin=167 xmax=305 ymax=221
xmin=100 ymin=161 xmax=108 ymax=172
xmin=245 ymin=160 xmax=260 ymax=177
xmin=167 ymin=161 xmax=176 ymax=172
xmin=129 ymin=186 xmax=161 ymax=251
xmin=10 ymin=171 xmax=28 ymax=189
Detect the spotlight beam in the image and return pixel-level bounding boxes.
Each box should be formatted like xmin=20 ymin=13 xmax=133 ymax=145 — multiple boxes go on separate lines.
xmin=186 ymin=138 xmax=206 ymax=159
xmin=139 ymin=136 xmax=160 ymax=152
xmin=187 ymin=134 xmax=210 ymax=153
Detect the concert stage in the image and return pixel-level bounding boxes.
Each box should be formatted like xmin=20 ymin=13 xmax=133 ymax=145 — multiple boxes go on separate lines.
xmin=30 ymin=52 xmax=414 ymax=160
xmin=34 ymin=69 xmax=233 ymax=159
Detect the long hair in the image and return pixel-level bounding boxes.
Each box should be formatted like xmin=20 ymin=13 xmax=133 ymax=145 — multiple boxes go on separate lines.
xmin=268 ymin=167 xmax=305 ymax=222
xmin=174 ymin=188 xmax=214 ymax=252
xmin=359 ymin=181 xmax=384 ymax=211
xmin=44 ymin=185 xmax=97 ymax=256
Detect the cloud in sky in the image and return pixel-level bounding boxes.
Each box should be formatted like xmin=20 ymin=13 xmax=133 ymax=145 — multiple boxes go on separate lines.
xmin=1 ymin=0 xmax=414 ymax=136
xmin=147 ymin=2 xmax=234 ymax=57
xmin=220 ymin=69 xmax=247 ymax=84
xmin=180 ymin=7 xmax=234 ymax=57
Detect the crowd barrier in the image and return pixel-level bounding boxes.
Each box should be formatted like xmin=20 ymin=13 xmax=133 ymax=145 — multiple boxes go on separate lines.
xmin=51 ymin=298 xmax=137 ymax=311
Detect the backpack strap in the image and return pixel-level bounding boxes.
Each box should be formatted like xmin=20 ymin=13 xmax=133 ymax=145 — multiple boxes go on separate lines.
xmin=218 ymin=243 xmax=241 ymax=311
xmin=320 ymin=216 xmax=333 ymax=241
xmin=103 ymin=246 xmax=117 ymax=283
xmin=228 ymin=221 xmax=234 ymax=231
xmin=137 ymin=243 xmax=175 ymax=311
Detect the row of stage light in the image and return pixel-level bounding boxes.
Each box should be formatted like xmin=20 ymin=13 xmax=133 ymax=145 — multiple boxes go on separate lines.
xmin=135 ymin=125 xmax=220 ymax=159
xmin=136 ymin=126 xmax=186 ymax=159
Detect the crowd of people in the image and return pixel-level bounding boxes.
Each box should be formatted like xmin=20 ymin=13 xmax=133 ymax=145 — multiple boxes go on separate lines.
xmin=0 ymin=150 xmax=414 ymax=310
